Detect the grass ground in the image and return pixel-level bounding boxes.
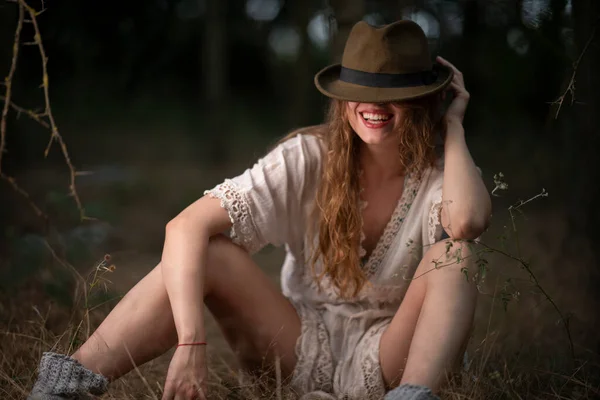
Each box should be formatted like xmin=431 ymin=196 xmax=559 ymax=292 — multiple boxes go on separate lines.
xmin=1 ymin=233 xmax=599 ymax=399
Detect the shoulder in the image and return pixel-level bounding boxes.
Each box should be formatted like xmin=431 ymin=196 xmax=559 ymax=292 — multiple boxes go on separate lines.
xmin=235 ymin=125 xmax=326 ymax=191
xmin=266 ymin=125 xmax=327 ymax=169
xmin=275 ymin=125 xmax=327 ymax=155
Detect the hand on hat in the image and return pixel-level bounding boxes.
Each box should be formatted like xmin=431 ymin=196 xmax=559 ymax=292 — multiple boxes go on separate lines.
xmin=436 ymin=56 xmax=469 ymax=125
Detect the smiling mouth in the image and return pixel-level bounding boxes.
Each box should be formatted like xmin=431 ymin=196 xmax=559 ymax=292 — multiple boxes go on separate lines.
xmin=359 ymin=111 xmax=393 ymax=128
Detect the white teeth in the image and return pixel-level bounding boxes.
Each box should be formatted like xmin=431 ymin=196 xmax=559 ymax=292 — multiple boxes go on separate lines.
xmin=362 ymin=112 xmax=391 ymax=121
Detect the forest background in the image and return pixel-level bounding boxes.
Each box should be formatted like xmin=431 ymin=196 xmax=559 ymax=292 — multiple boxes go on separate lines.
xmin=1 ymin=0 xmax=599 ymax=398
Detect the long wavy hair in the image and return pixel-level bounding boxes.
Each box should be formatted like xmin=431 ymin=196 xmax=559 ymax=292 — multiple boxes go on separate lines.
xmin=284 ymin=96 xmax=443 ymax=299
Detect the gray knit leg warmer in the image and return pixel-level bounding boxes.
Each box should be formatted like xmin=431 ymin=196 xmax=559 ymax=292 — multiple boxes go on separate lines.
xmin=27 ymin=352 xmax=108 ymax=399
xmin=383 ymin=383 xmax=440 ymax=400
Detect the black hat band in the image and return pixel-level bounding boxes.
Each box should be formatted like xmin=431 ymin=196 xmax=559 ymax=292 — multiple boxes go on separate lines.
xmin=339 ymin=65 xmax=440 ymax=88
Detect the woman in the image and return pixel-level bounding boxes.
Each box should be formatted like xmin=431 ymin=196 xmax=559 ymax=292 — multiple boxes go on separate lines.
xmin=28 ymin=20 xmax=491 ymax=400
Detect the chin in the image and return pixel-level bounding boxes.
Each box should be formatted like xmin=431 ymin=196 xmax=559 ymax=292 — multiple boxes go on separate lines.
xmin=359 ymin=135 xmax=387 ymax=145
xmin=355 ymin=128 xmax=395 ymax=145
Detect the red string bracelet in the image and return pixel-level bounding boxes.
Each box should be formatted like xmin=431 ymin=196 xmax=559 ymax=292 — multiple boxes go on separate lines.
xmin=177 ymin=342 xmax=207 ymax=347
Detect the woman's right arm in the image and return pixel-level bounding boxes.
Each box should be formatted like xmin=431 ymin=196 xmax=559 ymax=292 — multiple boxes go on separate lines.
xmin=160 ymin=195 xmax=231 ymax=399
xmin=162 ymin=195 xmax=231 ymax=348
xmin=158 ymin=133 xmax=321 ymax=399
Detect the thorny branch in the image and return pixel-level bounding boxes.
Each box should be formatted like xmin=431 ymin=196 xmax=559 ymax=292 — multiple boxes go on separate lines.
xmin=0 ymin=95 xmax=50 ymax=128
xmin=1 ymin=2 xmax=115 ymax=348
xmin=0 ymin=0 xmax=87 ymax=221
xmin=552 ymin=19 xmax=598 ymax=119
xmin=0 ymin=4 xmax=41 ymax=213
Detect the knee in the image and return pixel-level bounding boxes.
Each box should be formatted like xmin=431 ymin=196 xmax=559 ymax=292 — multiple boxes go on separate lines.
xmin=424 ymin=238 xmax=475 ymax=267
xmin=207 ymin=233 xmax=235 ymax=252
xmin=204 ymin=234 xmax=250 ymax=291
xmin=421 ymin=238 xmax=479 ymax=281
xmin=206 ymin=233 xmax=248 ymax=260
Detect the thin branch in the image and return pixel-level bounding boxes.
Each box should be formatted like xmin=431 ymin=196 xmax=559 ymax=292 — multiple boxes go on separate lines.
xmin=409 ymin=252 xmax=478 ymax=281
xmin=411 ymin=183 xmax=571 ymax=361
xmin=0 ymin=4 xmax=45 ymax=220
xmin=0 ymin=95 xmax=50 ymax=128
xmin=552 ymin=20 xmax=598 ymax=119
xmin=509 ymin=188 xmax=549 ymax=212
xmin=0 ymin=2 xmax=23 ymax=171
xmin=19 ymin=0 xmax=86 ymax=220
xmin=0 ymin=0 xmax=88 ymax=222
xmin=508 ymin=188 xmax=548 ymax=261
xmin=478 ymin=241 xmax=574 ymax=359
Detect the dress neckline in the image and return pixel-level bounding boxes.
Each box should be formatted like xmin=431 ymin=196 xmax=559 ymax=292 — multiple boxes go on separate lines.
xmin=359 ymin=171 xmax=422 ymax=278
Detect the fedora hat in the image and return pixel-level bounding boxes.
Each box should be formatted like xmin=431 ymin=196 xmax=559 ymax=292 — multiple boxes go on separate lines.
xmin=315 ymin=20 xmax=453 ymax=103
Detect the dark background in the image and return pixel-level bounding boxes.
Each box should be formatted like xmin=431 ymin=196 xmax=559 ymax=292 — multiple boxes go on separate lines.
xmin=1 ymin=0 xmax=599 ymax=372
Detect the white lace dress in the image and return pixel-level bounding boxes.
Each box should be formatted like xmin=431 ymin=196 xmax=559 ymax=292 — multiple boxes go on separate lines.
xmin=205 ymin=133 xmax=446 ymax=399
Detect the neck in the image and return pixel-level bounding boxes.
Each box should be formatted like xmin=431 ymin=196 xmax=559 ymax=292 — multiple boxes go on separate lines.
xmin=359 ymin=142 xmax=404 ymax=182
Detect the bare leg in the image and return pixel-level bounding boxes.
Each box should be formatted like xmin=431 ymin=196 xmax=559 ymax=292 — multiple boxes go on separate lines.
xmin=72 ymin=235 xmax=301 ymax=379
xmin=379 ymin=239 xmax=478 ymax=391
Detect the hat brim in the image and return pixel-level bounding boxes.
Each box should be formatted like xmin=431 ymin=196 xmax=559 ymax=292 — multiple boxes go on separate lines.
xmin=314 ymin=62 xmax=453 ymax=103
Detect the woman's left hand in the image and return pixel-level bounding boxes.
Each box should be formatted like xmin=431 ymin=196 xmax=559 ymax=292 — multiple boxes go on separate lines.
xmin=437 ymin=56 xmax=470 ymax=125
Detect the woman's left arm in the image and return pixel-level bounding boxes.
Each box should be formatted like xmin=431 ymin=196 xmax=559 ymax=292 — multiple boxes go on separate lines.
xmin=437 ymin=56 xmax=492 ymax=240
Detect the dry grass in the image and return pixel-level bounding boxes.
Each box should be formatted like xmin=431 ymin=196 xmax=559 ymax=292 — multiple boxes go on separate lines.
xmin=1 ymin=271 xmax=599 ymax=400
xmin=0 ymin=280 xmax=295 ymax=400
xmin=0 ymin=202 xmax=599 ymax=399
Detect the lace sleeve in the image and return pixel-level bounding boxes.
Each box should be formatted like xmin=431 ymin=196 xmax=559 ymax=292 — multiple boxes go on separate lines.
xmin=427 ymin=192 xmax=444 ymax=245
xmin=204 ymin=179 xmax=264 ymax=254
xmin=204 ymin=134 xmax=323 ymax=255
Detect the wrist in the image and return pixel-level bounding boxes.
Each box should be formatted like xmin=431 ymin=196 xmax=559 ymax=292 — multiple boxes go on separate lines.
xmin=444 ymin=116 xmax=464 ymax=129
xmin=444 ymin=117 xmax=465 ymax=139
xmin=178 ymin=331 xmax=205 ymax=343
xmin=177 ymin=341 xmax=207 ymax=347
